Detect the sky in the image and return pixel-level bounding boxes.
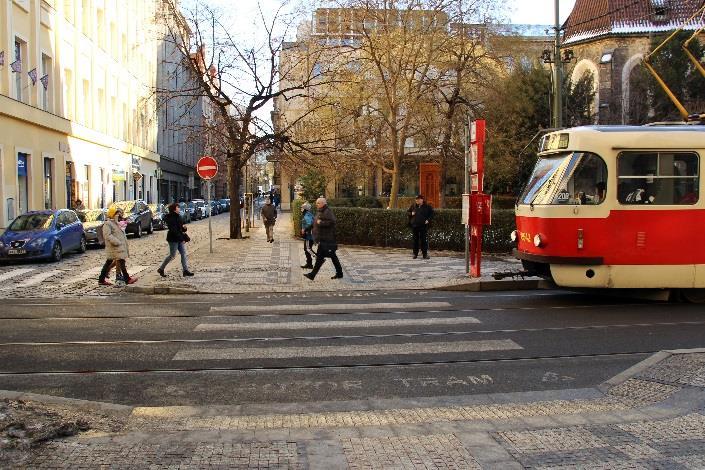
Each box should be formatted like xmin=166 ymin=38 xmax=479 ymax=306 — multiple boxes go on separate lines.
xmin=512 ymin=0 xmax=577 ymax=26
xmin=181 ymin=0 xmax=579 ymax=122
xmin=186 ymin=0 xmax=580 ymax=43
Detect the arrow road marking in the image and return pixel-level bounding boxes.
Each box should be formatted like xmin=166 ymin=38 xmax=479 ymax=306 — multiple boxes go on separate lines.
xmin=172 ymin=339 xmax=522 ymax=361
xmin=195 ymin=316 xmax=481 ymax=332
xmin=210 ymin=302 xmax=453 ymax=313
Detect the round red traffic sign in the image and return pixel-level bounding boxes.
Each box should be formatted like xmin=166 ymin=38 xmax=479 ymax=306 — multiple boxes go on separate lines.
xmin=196 ymin=156 xmax=218 ymax=180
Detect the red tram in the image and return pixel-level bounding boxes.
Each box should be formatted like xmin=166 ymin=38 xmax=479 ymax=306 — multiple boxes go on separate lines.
xmin=513 ymin=124 xmax=705 ymax=302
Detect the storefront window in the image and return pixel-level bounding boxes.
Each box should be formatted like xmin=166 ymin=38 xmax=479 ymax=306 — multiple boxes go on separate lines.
xmin=43 ymin=158 xmax=53 ymax=209
xmin=18 ymin=153 xmax=29 ymax=214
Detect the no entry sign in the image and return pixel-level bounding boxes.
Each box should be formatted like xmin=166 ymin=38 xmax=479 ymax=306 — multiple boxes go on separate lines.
xmin=196 ymin=156 xmax=218 ymax=180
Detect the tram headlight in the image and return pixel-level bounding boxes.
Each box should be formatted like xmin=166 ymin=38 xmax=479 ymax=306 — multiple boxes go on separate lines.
xmin=533 ymin=234 xmax=544 ymax=248
xmin=510 ymin=230 xmax=518 ymax=243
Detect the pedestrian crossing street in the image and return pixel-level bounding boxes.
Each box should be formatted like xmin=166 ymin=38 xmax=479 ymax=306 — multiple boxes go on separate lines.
xmin=173 ymin=301 xmax=523 ymax=362
xmin=0 ymin=265 xmax=150 ymax=291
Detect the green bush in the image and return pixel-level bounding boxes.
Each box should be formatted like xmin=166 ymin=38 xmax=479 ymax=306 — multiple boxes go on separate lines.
xmin=292 ymin=204 xmax=515 ymax=253
xmin=444 ymin=197 xmax=462 ymax=209
xmin=328 ymin=198 xmax=354 ymax=207
xmin=493 ymin=195 xmax=517 ymax=210
xmin=291 ymin=199 xmax=304 ymax=237
xmin=355 ymin=196 xmax=383 ymax=208
xmin=377 ymin=196 xmax=418 ymax=209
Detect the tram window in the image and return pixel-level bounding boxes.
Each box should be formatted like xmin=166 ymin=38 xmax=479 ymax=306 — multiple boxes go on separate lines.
xmin=553 ymin=152 xmax=608 ymax=205
xmin=618 ymin=152 xmax=699 ymax=205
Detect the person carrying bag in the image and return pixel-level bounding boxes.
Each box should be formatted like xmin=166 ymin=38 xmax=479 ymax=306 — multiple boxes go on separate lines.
xmin=157 ymin=203 xmax=194 ymax=277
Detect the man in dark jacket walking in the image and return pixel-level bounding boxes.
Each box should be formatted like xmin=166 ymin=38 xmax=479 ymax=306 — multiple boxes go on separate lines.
xmin=407 ymin=194 xmax=434 ymax=259
xmin=261 ymin=198 xmax=277 ymax=243
xmin=157 ymin=203 xmax=194 ymax=277
xmin=304 ymin=197 xmax=343 ymax=280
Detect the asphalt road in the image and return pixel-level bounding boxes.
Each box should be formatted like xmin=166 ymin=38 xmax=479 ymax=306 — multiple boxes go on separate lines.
xmin=0 ymin=290 xmax=703 ymax=406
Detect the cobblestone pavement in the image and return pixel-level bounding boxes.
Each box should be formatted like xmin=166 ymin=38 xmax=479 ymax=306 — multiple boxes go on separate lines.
xmin=0 ymin=214 xmax=231 ymax=298
xmin=134 ymin=212 xmax=525 ymax=294
xmin=14 ymin=351 xmax=705 ymax=468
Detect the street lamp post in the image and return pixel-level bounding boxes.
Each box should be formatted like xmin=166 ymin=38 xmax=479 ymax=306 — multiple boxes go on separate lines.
xmin=552 ymin=0 xmax=563 ymax=129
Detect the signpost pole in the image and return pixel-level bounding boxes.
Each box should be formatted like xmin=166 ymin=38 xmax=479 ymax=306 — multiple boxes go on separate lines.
xmin=207 ymin=181 xmax=213 ymax=254
xmin=464 ymin=122 xmax=470 ymax=274
xmin=196 ymin=156 xmax=218 ymax=254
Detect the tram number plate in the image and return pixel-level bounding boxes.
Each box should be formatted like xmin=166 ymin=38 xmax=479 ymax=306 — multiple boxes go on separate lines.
xmin=556 ymin=190 xmax=570 ymax=204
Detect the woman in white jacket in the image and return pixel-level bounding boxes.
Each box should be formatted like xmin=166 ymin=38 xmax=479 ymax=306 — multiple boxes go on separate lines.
xmin=98 ymin=206 xmax=137 ymax=286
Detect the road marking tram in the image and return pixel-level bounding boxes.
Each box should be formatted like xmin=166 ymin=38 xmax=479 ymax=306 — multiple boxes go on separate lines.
xmin=512 ymin=124 xmax=705 ymax=302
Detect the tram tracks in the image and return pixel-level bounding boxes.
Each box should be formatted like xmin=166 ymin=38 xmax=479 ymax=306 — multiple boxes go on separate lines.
xmin=1 ymin=319 xmax=704 ymax=347
xmin=0 ymin=301 xmax=658 ymax=321
xmin=0 ymin=350 xmax=654 ymax=377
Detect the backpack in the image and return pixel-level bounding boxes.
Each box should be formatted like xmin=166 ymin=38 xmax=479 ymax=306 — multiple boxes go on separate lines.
xmin=302 ymin=211 xmax=314 ymax=231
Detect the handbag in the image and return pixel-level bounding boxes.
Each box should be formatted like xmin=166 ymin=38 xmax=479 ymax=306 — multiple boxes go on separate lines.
xmin=182 ymin=233 xmax=191 ymax=243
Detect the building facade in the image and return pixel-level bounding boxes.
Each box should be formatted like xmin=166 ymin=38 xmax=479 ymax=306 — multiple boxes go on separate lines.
xmin=156 ymin=33 xmax=205 ymax=204
xmin=562 ymin=0 xmax=705 ymax=124
xmin=0 ymin=0 xmax=161 ymax=228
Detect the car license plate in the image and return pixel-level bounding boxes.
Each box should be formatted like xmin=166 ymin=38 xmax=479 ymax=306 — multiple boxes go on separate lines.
xmin=8 ymin=249 xmax=26 ymax=255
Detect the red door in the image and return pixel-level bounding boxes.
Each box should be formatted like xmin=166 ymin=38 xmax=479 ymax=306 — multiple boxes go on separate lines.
xmin=419 ymin=163 xmax=441 ymax=208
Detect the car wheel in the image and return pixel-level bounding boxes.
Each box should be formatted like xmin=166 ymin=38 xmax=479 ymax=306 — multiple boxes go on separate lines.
xmin=78 ymin=236 xmax=87 ymax=253
xmin=135 ymin=224 xmax=143 ymax=238
xmin=51 ymin=241 xmax=62 ymax=262
xmin=147 ymin=221 xmax=154 ymax=234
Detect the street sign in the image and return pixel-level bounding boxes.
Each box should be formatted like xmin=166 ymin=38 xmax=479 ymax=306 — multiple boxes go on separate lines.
xmin=197 ymin=156 xmax=218 ymax=180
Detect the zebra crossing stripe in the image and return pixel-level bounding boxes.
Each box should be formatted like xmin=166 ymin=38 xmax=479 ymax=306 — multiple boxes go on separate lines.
xmin=195 ymin=316 xmax=481 ymax=332
xmin=0 ymin=268 xmax=35 ymax=284
xmin=172 ymin=339 xmax=523 ymax=361
xmin=130 ymin=266 xmax=149 ymax=276
xmin=13 ymin=270 xmax=63 ymax=288
xmin=210 ymin=302 xmax=453 ymax=313
xmin=60 ymin=267 xmax=102 ymax=285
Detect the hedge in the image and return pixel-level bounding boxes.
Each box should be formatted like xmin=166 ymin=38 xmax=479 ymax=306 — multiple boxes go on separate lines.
xmin=292 ymin=199 xmax=515 ymax=253
xmin=328 ymin=195 xmax=516 ymax=210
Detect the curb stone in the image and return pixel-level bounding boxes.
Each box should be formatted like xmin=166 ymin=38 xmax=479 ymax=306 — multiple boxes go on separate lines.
xmin=435 ymin=279 xmax=554 ymax=292
xmin=125 ymin=279 xmax=553 ymax=295
xmin=0 ymin=389 xmax=134 ymax=416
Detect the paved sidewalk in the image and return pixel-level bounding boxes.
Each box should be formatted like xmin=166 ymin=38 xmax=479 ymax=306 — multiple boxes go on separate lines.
xmin=131 ymin=212 xmax=532 ymax=294
xmin=8 ymin=349 xmax=705 ymax=468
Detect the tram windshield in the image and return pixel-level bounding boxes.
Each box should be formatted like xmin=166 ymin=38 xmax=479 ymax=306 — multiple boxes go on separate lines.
xmin=520 ymin=152 xmax=607 ymax=205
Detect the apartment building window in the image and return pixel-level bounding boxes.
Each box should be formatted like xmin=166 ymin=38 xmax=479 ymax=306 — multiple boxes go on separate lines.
xmin=82 ymin=79 xmax=91 ymax=126
xmin=110 ymin=22 xmax=118 ymax=58
xmin=97 ymin=9 xmax=106 ymax=50
xmin=64 ymin=0 xmax=74 ymax=23
xmin=122 ymin=33 xmax=128 ymax=63
xmin=82 ymin=165 xmax=91 ymax=208
xmin=97 ymin=88 xmax=105 ymax=132
xmin=122 ymin=102 xmax=128 ymax=142
xmin=81 ymin=0 xmax=91 ymax=36
xmin=14 ymin=39 xmax=28 ymax=103
xmin=41 ymin=54 xmax=53 ymax=112
xmin=110 ymin=96 xmax=117 ymax=137
xmin=64 ymin=69 xmax=74 ymax=120
xmin=43 ymin=158 xmax=54 ymax=209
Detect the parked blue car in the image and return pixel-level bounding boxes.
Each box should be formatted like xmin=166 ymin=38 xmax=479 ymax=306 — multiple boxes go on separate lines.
xmin=0 ymin=209 xmax=86 ymax=263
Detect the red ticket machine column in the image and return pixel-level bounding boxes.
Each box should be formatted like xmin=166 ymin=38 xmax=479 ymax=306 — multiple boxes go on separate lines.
xmin=469 ymin=120 xmax=491 ymax=277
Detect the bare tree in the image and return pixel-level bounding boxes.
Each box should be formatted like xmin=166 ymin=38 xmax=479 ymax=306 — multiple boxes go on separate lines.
xmin=157 ymin=0 xmax=332 ymax=238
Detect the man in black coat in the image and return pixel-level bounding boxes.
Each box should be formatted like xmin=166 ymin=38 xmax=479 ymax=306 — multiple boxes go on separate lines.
xmin=407 ymin=194 xmax=434 ymax=259
xmin=304 ymin=197 xmax=343 ymax=280
xmin=157 ymin=203 xmax=194 ymax=277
